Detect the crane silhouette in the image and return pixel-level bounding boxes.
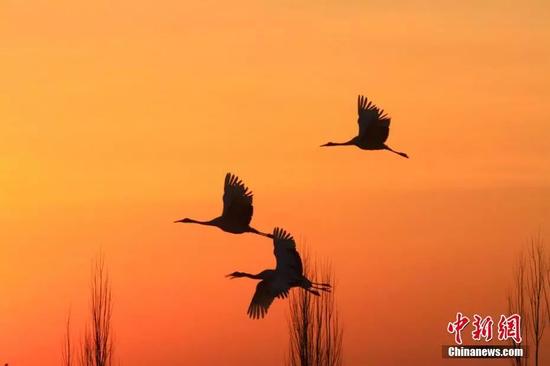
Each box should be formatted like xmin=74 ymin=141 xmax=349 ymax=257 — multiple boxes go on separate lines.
xmin=174 ymin=173 xmax=270 ymax=237
xmin=227 ymin=227 xmax=331 ymax=319
xmin=321 ymin=95 xmax=409 ymax=158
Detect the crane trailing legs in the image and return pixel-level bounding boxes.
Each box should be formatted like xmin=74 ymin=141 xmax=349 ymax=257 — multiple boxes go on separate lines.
xmin=175 ymin=172 xmax=271 ymax=237
xmin=227 ymin=227 xmax=331 ymax=319
xmin=321 ymin=95 xmax=409 ymax=159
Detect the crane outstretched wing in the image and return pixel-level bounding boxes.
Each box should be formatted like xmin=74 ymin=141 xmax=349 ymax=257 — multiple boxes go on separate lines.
xmin=272 ymin=227 xmax=303 ymax=277
xmin=221 ymin=173 xmax=254 ymax=226
xmin=357 ymin=95 xmax=391 ymax=143
xmin=247 ymin=280 xmax=289 ymax=319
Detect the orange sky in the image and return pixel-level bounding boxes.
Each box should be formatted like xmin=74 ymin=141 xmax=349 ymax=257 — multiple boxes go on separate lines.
xmin=1 ymin=1 xmax=550 ymax=365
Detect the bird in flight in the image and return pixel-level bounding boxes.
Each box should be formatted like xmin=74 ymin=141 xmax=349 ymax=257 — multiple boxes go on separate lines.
xmin=321 ymin=95 xmax=409 ymax=158
xmin=174 ymin=173 xmax=270 ymax=237
xmin=227 ymin=227 xmax=331 ymax=319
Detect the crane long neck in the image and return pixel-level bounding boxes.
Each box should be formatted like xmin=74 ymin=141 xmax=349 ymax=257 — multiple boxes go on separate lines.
xmin=238 ymin=272 xmax=263 ymax=280
xmin=322 ymin=140 xmax=355 ymax=147
xmin=186 ymin=218 xmax=218 ymax=226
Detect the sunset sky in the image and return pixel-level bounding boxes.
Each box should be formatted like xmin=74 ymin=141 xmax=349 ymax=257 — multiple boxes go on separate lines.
xmin=1 ymin=0 xmax=550 ymax=365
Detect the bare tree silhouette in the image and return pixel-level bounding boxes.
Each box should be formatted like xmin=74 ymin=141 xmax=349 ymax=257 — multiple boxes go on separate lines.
xmin=62 ymin=312 xmax=73 ymax=366
xmin=526 ymin=237 xmax=549 ymax=366
xmin=287 ymin=247 xmax=343 ymax=366
xmin=62 ymin=255 xmax=114 ymax=366
xmin=80 ymin=255 xmax=114 ymax=366
xmin=508 ymin=236 xmax=550 ymax=366
xmin=508 ymin=251 xmax=527 ymax=366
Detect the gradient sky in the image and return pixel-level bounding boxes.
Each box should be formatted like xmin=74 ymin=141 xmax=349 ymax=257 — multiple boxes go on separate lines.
xmin=1 ymin=1 xmax=550 ymax=365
